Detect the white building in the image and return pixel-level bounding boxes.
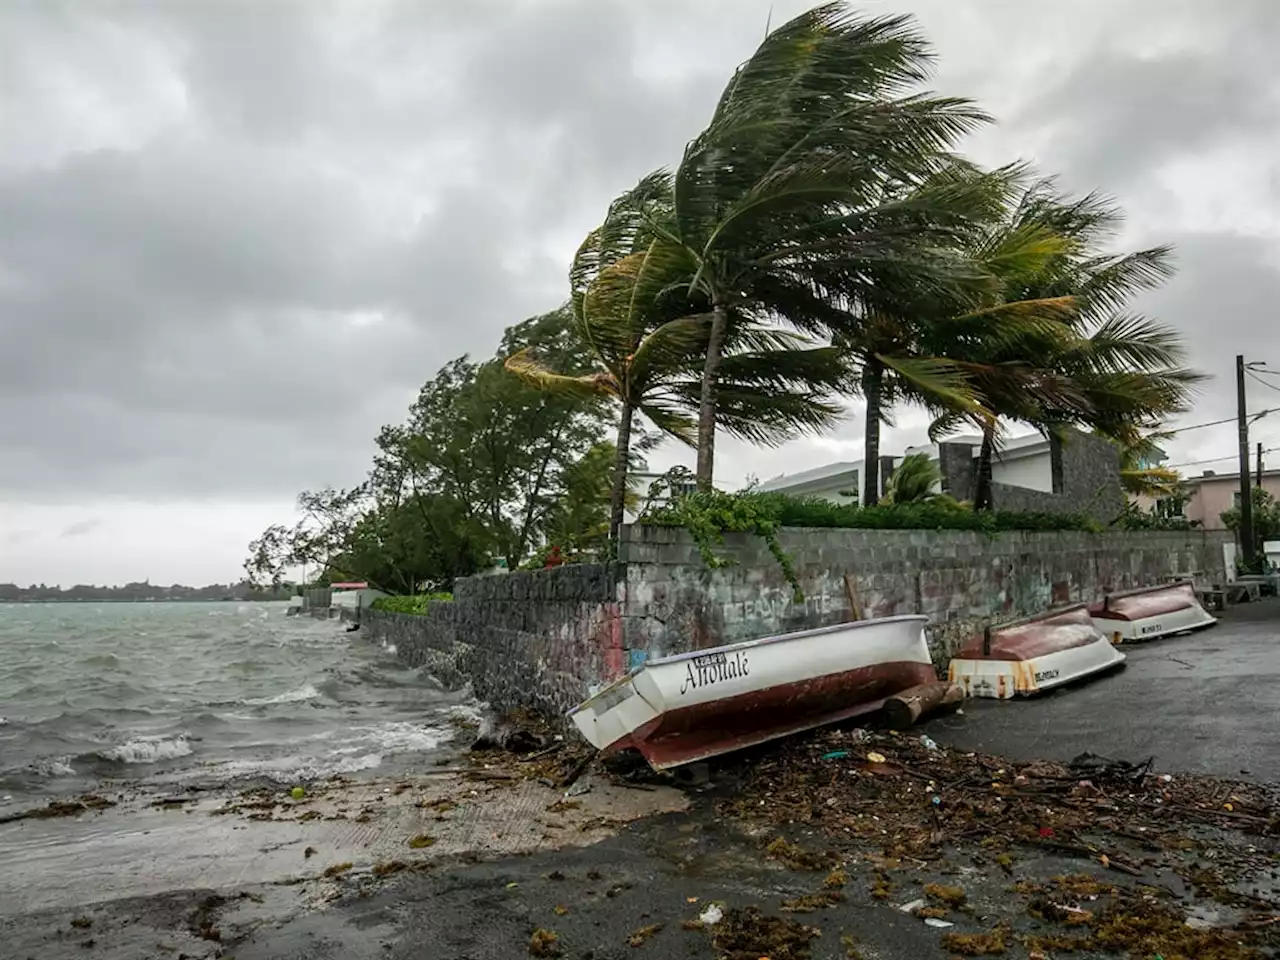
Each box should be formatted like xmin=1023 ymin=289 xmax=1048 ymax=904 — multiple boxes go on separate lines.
xmin=755 ymin=433 xmax=1055 ymax=502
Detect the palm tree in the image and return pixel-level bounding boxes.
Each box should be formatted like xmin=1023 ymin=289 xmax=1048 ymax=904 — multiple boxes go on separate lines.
xmin=926 ymin=181 xmax=1203 ymax=508
xmin=1114 ymin=433 xmax=1180 ymax=498
xmin=789 ymin=162 xmax=1073 ymax=505
xmin=881 ymin=452 xmax=945 ymax=504
xmin=642 ymin=3 xmax=990 ymax=486
xmin=507 ymin=180 xmax=846 ymax=542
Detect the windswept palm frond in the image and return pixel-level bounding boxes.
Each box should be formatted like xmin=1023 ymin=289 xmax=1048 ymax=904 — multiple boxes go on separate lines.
xmin=504 ymin=349 xmax=617 ymax=400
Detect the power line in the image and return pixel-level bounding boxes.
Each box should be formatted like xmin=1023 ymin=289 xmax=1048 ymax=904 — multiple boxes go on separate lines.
xmin=1247 ymin=370 xmax=1280 ymax=396
xmin=1166 ymin=445 xmax=1279 ymax=470
xmin=1158 ymin=407 xmax=1278 ymax=436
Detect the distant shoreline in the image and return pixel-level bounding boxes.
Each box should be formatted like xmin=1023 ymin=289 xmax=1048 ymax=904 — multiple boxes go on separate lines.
xmin=1 ymin=597 xmax=289 ymax=604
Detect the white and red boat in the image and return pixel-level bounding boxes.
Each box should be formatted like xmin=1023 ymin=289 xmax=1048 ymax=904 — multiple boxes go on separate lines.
xmin=1088 ymin=581 xmax=1217 ymax=642
xmin=567 ymin=615 xmax=936 ymax=770
xmin=947 ymin=605 xmax=1125 ymax=699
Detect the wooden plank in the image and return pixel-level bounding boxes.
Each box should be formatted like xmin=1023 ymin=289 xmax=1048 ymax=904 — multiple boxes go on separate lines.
xmin=843 ymin=573 xmax=864 ymax=622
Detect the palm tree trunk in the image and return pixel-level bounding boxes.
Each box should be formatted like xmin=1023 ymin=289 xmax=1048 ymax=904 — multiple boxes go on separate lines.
xmin=862 ymin=360 xmax=883 ymax=506
xmin=974 ymin=424 xmax=995 ymax=511
xmin=695 ymin=298 xmax=729 ymax=488
xmin=608 ymin=400 xmax=634 ymax=545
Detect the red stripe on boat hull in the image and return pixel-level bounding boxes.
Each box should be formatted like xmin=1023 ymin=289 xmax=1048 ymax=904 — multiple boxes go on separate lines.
xmin=604 ymin=660 xmax=937 ymax=769
xmin=956 ymin=606 xmax=1102 ymax=662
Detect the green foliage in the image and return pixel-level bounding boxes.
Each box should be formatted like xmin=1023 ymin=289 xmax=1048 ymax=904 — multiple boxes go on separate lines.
xmin=881 ymin=454 xmax=945 ymax=505
xmin=374 ymin=308 xmax=615 ymax=571
xmin=371 ymin=593 xmax=454 ymax=616
xmin=642 ymin=470 xmax=801 ymax=600
xmin=763 ymin=495 xmax=1098 ymax=533
xmin=1111 ymin=500 xmax=1199 ymax=531
xmin=1221 ymin=487 xmax=1280 ymax=572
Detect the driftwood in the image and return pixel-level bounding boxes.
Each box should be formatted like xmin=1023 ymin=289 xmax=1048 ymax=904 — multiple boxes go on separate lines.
xmin=843 ymin=573 xmax=864 ymax=621
xmin=883 ymin=682 xmax=966 ymax=730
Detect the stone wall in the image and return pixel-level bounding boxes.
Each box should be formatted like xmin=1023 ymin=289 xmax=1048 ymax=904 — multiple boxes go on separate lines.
xmin=360 ymin=525 xmax=1231 ymax=722
xmin=938 ymin=429 xmax=1126 ymax=523
xmin=616 ymin=525 xmax=1231 ymax=666
xmin=450 ymin=564 xmax=624 ymax=718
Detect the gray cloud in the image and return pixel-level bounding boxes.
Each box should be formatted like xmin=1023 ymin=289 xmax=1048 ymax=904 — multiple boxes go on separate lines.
xmin=60 ymin=518 xmax=103 ymax=538
xmin=0 ymin=0 xmax=1278 ymax=580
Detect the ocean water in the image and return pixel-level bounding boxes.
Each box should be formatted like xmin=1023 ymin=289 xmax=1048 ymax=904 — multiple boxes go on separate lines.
xmin=0 ymin=602 xmax=470 ymax=804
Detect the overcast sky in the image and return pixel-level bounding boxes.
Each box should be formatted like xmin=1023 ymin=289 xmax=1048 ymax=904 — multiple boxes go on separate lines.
xmin=2 ymin=0 xmax=1278 ymax=585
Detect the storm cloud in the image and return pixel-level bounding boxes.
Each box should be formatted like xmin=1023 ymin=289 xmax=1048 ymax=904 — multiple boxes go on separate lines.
xmin=1 ymin=0 xmax=1277 ymax=582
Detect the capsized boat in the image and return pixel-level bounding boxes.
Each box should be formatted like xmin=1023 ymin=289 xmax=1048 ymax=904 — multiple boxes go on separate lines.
xmin=948 ymin=605 xmax=1125 ymax=699
xmin=1088 ymin=580 xmax=1217 ymax=642
xmin=567 ymin=615 xmax=936 ymax=770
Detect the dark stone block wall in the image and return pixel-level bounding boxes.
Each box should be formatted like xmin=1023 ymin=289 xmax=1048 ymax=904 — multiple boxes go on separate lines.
xmin=938 ymin=429 xmax=1125 ymax=522
xmin=361 ymin=524 xmax=1231 ymax=724
xmin=617 ymin=525 xmax=1232 ymax=668
xmin=453 ymin=564 xmax=624 ymax=718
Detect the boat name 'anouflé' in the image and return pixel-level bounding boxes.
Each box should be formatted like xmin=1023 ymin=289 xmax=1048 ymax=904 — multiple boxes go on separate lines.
xmin=679 ymin=650 xmax=749 ymax=695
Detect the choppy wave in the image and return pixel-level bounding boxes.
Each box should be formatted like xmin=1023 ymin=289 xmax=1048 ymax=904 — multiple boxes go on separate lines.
xmin=0 ymin=601 xmax=469 ymax=800
xmin=28 ymin=756 xmax=77 ymax=777
xmin=242 ymin=683 xmax=320 ymax=706
xmin=97 ymin=735 xmax=194 ymax=764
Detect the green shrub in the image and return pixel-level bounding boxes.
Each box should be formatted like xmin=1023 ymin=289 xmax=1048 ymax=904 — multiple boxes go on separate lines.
xmin=752 ymin=493 xmax=1098 ymax=533
xmin=370 ymin=592 xmax=453 ymax=615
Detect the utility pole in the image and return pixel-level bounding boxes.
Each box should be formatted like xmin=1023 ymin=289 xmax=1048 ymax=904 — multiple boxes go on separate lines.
xmin=1237 ymin=355 xmax=1255 ymax=568
xmin=1258 ymin=442 xmax=1265 ymax=488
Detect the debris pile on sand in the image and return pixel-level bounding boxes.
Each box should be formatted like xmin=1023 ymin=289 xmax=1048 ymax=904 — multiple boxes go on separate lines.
xmin=716 ymin=727 xmax=1280 ymax=958
xmin=467 ymin=709 xmax=594 ymax=788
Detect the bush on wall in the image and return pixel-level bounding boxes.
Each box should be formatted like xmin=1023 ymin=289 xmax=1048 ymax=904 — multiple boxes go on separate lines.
xmin=370 ymin=592 xmax=453 ymax=615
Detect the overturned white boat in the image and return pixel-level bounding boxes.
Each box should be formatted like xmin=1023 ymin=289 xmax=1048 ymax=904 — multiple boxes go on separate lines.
xmin=1089 ymin=581 xmax=1217 ymax=642
xmin=567 ymin=615 xmax=936 ymax=770
xmin=948 ymin=605 xmax=1125 ymax=699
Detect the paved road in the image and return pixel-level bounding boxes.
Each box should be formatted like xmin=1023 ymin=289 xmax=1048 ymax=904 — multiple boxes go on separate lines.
xmin=929 ymin=597 xmax=1280 ymax=778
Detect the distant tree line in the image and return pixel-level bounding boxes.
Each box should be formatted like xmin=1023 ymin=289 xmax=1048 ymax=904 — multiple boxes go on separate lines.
xmin=0 ymin=580 xmax=295 ymax=603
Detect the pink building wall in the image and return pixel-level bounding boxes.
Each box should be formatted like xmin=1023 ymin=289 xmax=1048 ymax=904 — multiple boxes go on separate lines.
xmin=1183 ymin=474 xmax=1280 ymax=530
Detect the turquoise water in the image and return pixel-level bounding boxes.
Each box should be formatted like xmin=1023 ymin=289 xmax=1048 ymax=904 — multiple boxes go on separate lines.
xmin=0 ymin=602 xmax=467 ymax=803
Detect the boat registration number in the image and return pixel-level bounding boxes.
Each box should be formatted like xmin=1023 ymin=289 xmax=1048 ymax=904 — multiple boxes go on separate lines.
xmin=1033 ymin=669 xmax=1060 ymax=683
xmin=1139 ymin=623 xmax=1163 ymax=635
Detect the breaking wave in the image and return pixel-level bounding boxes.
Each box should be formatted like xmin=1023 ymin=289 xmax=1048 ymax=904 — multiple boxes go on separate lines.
xmin=97 ymin=735 xmax=194 ymax=765
xmin=242 ymin=683 xmax=320 ymax=706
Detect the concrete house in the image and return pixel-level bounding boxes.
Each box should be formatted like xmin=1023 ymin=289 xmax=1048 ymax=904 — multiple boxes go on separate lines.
xmin=757 ymin=429 xmax=1125 ymax=522
xmin=1166 ymin=469 xmax=1280 ymax=530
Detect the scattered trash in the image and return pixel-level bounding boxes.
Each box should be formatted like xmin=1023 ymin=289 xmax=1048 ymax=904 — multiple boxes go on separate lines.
xmin=1038 ymin=826 xmax=1055 ymax=838
xmin=1160 ymin=774 xmax=1174 ymax=783
xmin=528 ymin=928 xmax=559 ymax=957
xmin=866 ymin=752 xmax=887 ymax=764
xmin=924 ymin=917 xmax=954 ymax=928
xmin=849 ymin=729 xmax=871 ymax=744
xmin=626 ymin=923 xmax=662 ymax=947
xmin=290 ymin=786 xmax=306 ymax=800
xmin=698 ymin=903 xmax=724 ymax=926
xmin=899 ymin=898 xmax=926 ymax=914
xmin=506 ymin=882 xmax=519 ymax=889
xmin=919 ymin=736 xmax=940 ymax=752
xmin=822 ymin=750 xmax=850 ymax=760
xmin=930 ymin=795 xmax=942 ymax=807
xmin=564 ymin=781 xmax=591 ymax=798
